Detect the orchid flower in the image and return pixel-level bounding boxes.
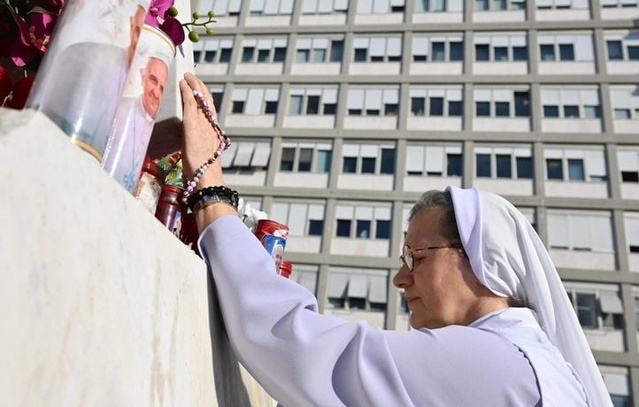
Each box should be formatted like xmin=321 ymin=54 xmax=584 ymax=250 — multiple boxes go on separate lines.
xmin=10 ymin=11 xmax=57 ymax=67
xmin=145 ymin=0 xmax=186 ymax=46
xmin=145 ymin=0 xmax=174 ymax=27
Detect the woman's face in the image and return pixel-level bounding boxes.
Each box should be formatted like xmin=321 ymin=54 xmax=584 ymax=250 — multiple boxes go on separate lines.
xmin=393 ymin=207 xmax=481 ymax=329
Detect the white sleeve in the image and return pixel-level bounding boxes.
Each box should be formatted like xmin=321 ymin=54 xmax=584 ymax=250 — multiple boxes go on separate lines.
xmin=198 ymin=216 xmax=540 ymax=407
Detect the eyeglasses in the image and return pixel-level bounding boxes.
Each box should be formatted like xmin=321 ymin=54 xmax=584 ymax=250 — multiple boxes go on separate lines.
xmin=399 ymin=243 xmax=464 ymax=272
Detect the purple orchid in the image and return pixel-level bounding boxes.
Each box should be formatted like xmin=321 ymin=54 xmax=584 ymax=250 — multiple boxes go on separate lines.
xmin=159 ymin=16 xmax=185 ymax=47
xmin=10 ymin=11 xmax=57 ymax=67
xmin=145 ymin=0 xmax=186 ymax=46
xmin=145 ymin=0 xmax=174 ymax=27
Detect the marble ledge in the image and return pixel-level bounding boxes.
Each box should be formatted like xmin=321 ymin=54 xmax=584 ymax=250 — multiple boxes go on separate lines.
xmin=0 ymin=108 xmax=272 ymax=406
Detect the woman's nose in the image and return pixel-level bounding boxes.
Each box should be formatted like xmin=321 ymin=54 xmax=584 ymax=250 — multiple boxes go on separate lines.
xmin=392 ymin=265 xmax=411 ymax=288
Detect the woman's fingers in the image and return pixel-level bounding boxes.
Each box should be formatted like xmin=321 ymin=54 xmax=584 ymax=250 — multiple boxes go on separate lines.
xmin=180 ymin=73 xmax=222 ymax=173
xmin=184 ymin=72 xmax=216 ymax=115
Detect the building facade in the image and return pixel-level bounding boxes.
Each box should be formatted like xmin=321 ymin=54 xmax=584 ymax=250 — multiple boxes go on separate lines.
xmin=191 ymin=0 xmax=639 ymax=404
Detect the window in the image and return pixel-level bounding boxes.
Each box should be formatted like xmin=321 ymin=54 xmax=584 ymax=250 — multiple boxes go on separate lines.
xmin=288 ymin=87 xmax=338 ymax=116
xmin=334 ymin=203 xmax=393 ymax=240
xmin=547 ymin=159 xmax=563 ymax=179
xmin=337 ymin=219 xmax=351 ymax=236
xmin=302 ymin=0 xmax=350 ymax=14
xmin=240 ymin=38 xmax=288 ymax=63
xmin=231 ymin=87 xmax=280 ymax=115
xmin=279 ymin=141 xmax=333 ymax=173
xmin=211 ymin=0 xmax=243 ymax=16
xmin=327 ymin=268 xmax=389 ymax=313
xmin=296 ymin=37 xmax=345 ymax=63
xmin=430 ymin=98 xmax=444 ymax=115
xmin=544 ymin=105 xmax=559 ymax=117
xmin=475 ymin=0 xmax=525 ymax=10
xmin=207 ymin=85 xmax=224 ymax=111
xmin=516 ymin=156 xmax=533 ymax=179
xmin=411 ymin=98 xmax=425 ymax=115
xmin=547 ymin=210 xmax=614 ymax=253
xmin=495 ymin=101 xmax=510 ymax=116
xmin=353 ymin=36 xmax=402 ymax=63
xmin=476 ymin=101 xmax=490 ymax=116
xmin=347 ymin=88 xmax=399 ymax=117
xmin=537 ymin=34 xmax=594 ymax=62
xmin=624 ymin=213 xmax=639 ymax=254
xmin=544 ymin=148 xmax=608 ymax=182
xmin=540 ymin=44 xmax=555 ymax=61
xmin=475 ymin=0 xmax=489 ymax=9
xmin=568 ymin=159 xmax=585 ymax=180
xmin=342 ymin=143 xmax=396 ymax=175
xmin=221 ymin=140 xmax=272 ymax=171
xmin=473 ymin=35 xmax=528 ymax=62
xmin=610 ymin=87 xmax=639 ymax=120
xmin=564 ymin=105 xmax=580 ymax=118
xmin=406 ymin=144 xmax=464 ymax=177
xmin=565 ymin=285 xmax=624 ymax=330
xmin=356 ymin=0 xmax=405 ymax=14
xmin=432 ymin=42 xmax=446 ymax=61
xmin=249 ymin=0 xmax=294 ymax=15
xmin=288 ymin=264 xmax=319 ymax=294
xmin=474 ymin=89 xmax=531 ymax=118
xmin=342 ymin=144 xmax=395 ymax=174
xmin=197 ymin=38 xmax=234 ymax=64
xmin=618 ymin=149 xmax=639 ymax=183
xmin=605 ymin=33 xmax=639 ymax=61
xmin=415 ymin=0 xmax=462 ymax=12
xmin=412 ymin=35 xmax=465 ymax=62
xmin=474 ymin=146 xmax=534 ymax=180
xmin=576 ymin=293 xmax=597 ymax=328
xmin=410 ymin=87 xmax=463 ymax=117
xmin=536 ymin=0 xmax=588 ymax=9
xmin=540 ymin=88 xmax=601 ymax=119
xmin=496 ymin=154 xmax=512 ymax=177
xmin=476 ymin=154 xmax=492 ymax=177
xmin=475 ymin=44 xmax=490 ymax=61
xmin=514 ymin=92 xmax=530 ymax=117
xmin=271 ymin=201 xmax=326 ymax=237
xmin=559 ymin=43 xmax=575 ymax=60
xmin=607 ymin=40 xmax=624 ymax=60
xmin=447 ymin=153 xmax=463 ymax=176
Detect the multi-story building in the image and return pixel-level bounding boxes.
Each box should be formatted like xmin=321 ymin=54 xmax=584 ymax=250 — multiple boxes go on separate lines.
xmin=191 ymin=0 xmax=639 ymax=404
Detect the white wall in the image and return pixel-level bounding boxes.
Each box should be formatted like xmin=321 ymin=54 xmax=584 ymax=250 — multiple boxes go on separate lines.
xmin=0 ymin=109 xmax=272 ymax=406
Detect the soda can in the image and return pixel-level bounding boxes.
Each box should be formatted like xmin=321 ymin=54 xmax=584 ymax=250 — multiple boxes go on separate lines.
xmin=255 ymin=219 xmax=289 ymax=242
xmin=261 ymin=234 xmax=286 ymax=272
xmin=279 ymin=261 xmax=293 ymax=279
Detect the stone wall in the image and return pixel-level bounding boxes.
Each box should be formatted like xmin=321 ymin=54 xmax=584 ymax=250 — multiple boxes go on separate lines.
xmin=0 ymin=109 xmax=273 ymax=406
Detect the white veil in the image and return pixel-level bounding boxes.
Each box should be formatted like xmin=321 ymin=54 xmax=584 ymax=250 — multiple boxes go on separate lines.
xmin=447 ymin=185 xmax=612 ymax=407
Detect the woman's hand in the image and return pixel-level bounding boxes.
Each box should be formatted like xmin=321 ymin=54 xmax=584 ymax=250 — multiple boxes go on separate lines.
xmin=179 ymin=72 xmax=223 ymax=186
xmin=180 ymin=72 xmax=236 ymax=232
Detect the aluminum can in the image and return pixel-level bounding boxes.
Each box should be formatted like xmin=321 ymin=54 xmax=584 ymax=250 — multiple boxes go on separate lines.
xmin=279 ymin=261 xmax=293 ymax=278
xmin=254 ymin=219 xmax=289 ymax=242
xmin=261 ymin=234 xmax=286 ymax=272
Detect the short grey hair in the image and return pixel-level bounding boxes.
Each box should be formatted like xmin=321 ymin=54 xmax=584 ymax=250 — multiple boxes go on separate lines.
xmin=409 ymin=189 xmax=462 ymax=243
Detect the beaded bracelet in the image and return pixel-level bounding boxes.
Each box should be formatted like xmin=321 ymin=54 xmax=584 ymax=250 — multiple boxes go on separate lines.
xmin=187 ymin=186 xmax=239 ymax=214
xmin=181 ymin=151 xmax=220 ymax=204
xmin=181 ymin=90 xmax=232 ymax=204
